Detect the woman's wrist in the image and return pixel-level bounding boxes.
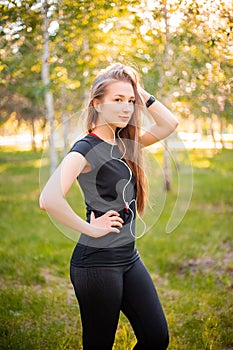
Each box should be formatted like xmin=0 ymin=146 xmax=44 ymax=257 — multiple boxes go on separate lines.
xmin=145 ymin=95 xmax=157 ymax=108
xmin=137 ymin=86 xmax=156 ymax=108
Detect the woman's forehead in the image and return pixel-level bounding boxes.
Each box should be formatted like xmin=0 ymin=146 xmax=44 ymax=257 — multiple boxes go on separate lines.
xmin=105 ymin=81 xmax=135 ymax=97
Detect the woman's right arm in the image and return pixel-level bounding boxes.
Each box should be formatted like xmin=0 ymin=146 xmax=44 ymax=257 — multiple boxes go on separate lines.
xmin=39 ymin=152 xmax=123 ymax=238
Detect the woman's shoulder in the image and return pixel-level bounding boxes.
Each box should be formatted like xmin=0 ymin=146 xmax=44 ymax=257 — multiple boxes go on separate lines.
xmin=69 ymin=134 xmax=101 ymax=155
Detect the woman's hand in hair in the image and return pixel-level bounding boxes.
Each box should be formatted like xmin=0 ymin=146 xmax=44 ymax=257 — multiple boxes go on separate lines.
xmin=89 ymin=210 xmax=124 ymax=237
xmin=137 ymin=85 xmax=151 ymax=104
xmin=137 ymin=85 xmax=179 ymax=147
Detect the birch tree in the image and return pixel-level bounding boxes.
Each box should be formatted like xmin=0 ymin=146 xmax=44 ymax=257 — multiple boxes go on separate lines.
xmin=41 ymin=0 xmax=58 ymax=174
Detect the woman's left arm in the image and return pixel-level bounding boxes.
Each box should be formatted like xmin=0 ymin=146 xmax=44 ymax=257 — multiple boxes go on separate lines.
xmin=138 ymin=86 xmax=179 ymax=147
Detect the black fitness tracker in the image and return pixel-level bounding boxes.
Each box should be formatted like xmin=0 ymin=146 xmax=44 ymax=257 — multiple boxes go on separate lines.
xmin=145 ymin=95 xmax=156 ymax=108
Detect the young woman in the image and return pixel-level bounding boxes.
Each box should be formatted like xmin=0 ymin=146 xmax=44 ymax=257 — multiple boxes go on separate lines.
xmin=40 ymin=63 xmax=178 ymax=350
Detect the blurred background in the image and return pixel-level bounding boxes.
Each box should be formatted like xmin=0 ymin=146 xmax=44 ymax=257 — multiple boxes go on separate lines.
xmin=0 ymin=0 xmax=232 ymax=156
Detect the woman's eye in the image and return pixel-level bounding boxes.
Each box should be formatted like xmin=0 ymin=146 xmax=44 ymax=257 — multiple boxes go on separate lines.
xmin=114 ymin=98 xmax=135 ymax=104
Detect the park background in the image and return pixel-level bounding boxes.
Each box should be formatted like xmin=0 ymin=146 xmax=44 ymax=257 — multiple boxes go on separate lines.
xmin=0 ymin=0 xmax=232 ymax=349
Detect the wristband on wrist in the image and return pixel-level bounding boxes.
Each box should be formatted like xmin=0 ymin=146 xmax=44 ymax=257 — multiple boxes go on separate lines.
xmin=145 ymin=95 xmax=156 ymax=108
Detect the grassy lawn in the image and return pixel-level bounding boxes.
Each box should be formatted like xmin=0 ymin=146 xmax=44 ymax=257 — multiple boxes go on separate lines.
xmin=0 ymin=146 xmax=232 ymax=349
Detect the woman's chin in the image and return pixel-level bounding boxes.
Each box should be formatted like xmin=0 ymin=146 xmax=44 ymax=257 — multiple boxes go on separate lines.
xmin=115 ymin=122 xmax=129 ymax=129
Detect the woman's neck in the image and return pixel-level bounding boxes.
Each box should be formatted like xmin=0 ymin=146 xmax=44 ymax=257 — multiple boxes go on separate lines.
xmin=92 ymin=125 xmax=116 ymax=143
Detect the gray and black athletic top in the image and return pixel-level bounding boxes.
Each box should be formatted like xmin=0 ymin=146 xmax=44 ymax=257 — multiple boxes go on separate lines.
xmin=70 ymin=133 xmax=140 ymax=267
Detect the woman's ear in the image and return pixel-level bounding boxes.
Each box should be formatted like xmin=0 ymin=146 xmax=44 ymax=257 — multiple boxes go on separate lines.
xmin=93 ymin=98 xmax=101 ymax=113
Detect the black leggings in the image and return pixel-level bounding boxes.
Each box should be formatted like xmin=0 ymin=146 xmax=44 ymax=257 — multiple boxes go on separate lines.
xmin=70 ymin=258 xmax=169 ymax=350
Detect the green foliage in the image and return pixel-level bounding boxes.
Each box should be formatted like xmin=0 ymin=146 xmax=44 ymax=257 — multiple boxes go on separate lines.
xmin=0 ymin=147 xmax=232 ymax=349
xmin=0 ymin=0 xmax=232 ymax=131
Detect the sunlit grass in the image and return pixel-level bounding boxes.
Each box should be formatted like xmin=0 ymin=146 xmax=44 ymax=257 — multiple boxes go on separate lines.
xmin=0 ymin=147 xmax=232 ymax=349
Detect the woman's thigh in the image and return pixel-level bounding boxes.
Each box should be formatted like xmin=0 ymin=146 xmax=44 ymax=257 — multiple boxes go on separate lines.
xmin=121 ymin=259 xmax=169 ymax=350
xmin=70 ymin=265 xmax=123 ymax=350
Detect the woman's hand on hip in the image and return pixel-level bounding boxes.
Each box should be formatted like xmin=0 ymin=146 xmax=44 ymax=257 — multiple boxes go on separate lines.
xmin=89 ymin=210 xmax=124 ymax=237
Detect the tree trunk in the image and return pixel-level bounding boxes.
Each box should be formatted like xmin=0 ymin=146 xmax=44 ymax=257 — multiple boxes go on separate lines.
xmin=61 ymin=85 xmax=69 ymax=158
xmin=218 ymin=115 xmax=225 ymax=149
xmin=83 ymin=37 xmax=90 ymax=106
xmin=161 ymin=0 xmax=172 ymax=191
xmin=209 ymin=115 xmax=217 ymax=150
xmin=41 ymin=0 xmax=58 ymax=174
xmin=163 ymin=139 xmax=172 ymax=191
xmin=30 ymin=117 xmax=36 ymax=151
xmin=40 ymin=118 xmax=47 ymax=150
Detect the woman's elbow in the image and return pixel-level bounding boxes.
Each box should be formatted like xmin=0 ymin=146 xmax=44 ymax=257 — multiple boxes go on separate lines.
xmin=172 ymin=115 xmax=179 ymax=130
xmin=39 ymin=190 xmax=62 ymax=211
xmin=166 ymin=119 xmax=179 ymax=139
xmin=39 ymin=193 xmax=46 ymax=211
xmin=167 ymin=120 xmax=178 ymax=134
xmin=39 ymin=192 xmax=53 ymax=211
xmin=174 ymin=119 xmax=179 ymax=131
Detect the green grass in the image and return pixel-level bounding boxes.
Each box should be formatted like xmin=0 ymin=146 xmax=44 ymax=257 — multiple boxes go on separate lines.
xmin=0 ymin=147 xmax=232 ymax=349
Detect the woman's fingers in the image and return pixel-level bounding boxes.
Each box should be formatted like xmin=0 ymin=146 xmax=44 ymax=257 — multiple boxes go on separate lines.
xmin=108 ymin=215 xmax=124 ymax=225
xmin=106 ymin=211 xmax=124 ymax=224
xmin=110 ymin=227 xmax=120 ymax=234
xmin=110 ymin=220 xmax=123 ymax=227
xmin=106 ymin=210 xmax=120 ymax=217
xmin=90 ymin=210 xmax=124 ymax=235
xmin=90 ymin=211 xmax=95 ymax=221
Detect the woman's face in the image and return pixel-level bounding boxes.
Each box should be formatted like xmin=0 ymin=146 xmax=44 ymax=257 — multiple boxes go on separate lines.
xmin=96 ymin=81 xmax=135 ymax=130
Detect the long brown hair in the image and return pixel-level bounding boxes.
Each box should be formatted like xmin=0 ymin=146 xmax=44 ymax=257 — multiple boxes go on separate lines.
xmin=86 ymin=63 xmax=147 ymax=215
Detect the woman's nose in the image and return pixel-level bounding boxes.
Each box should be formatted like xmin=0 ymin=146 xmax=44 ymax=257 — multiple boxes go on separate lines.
xmin=122 ymin=103 xmax=133 ymax=113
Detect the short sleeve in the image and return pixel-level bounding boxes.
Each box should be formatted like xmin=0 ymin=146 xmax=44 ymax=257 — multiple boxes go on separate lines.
xmin=69 ymin=138 xmax=97 ymax=170
xmin=69 ymin=139 xmax=92 ymax=158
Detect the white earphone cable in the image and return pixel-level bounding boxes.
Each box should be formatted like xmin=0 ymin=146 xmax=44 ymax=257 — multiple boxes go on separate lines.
xmin=105 ymin=123 xmax=146 ymax=239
